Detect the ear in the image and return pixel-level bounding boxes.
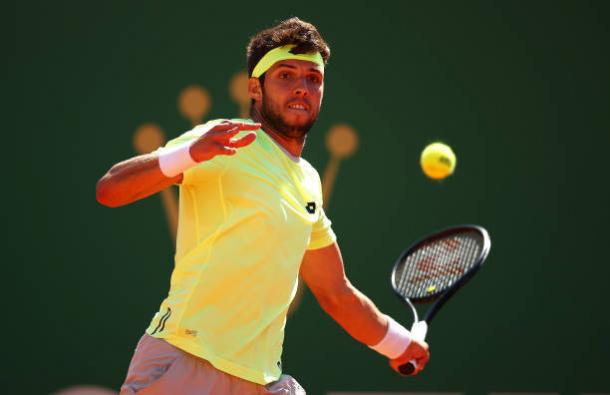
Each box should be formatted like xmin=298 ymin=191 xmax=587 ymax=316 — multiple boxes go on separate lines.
xmin=248 ymin=77 xmax=262 ymax=103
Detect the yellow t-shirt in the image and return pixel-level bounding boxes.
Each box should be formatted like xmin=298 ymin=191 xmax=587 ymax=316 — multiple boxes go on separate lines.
xmin=146 ymin=119 xmax=336 ymax=384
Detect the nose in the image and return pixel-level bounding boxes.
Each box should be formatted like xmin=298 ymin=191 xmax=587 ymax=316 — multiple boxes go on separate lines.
xmin=293 ymin=77 xmax=309 ymax=97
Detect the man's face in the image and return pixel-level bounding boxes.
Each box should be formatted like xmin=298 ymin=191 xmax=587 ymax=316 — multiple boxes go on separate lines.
xmin=258 ymin=59 xmax=324 ymax=139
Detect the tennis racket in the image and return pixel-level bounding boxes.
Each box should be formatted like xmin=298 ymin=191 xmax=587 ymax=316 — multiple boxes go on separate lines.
xmin=391 ymin=224 xmax=491 ymax=375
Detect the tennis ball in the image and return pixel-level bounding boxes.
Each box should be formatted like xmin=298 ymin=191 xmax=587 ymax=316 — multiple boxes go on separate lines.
xmin=420 ymin=142 xmax=456 ymax=180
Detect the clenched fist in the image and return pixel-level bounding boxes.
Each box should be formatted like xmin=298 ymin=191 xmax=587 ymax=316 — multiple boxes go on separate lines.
xmin=389 ymin=339 xmax=430 ymax=376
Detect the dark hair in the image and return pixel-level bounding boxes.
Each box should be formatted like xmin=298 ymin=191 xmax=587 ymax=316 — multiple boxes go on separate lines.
xmin=246 ymin=17 xmax=331 ymax=77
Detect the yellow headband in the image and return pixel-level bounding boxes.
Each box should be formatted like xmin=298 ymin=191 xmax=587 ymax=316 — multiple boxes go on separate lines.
xmin=251 ymin=44 xmax=324 ymax=78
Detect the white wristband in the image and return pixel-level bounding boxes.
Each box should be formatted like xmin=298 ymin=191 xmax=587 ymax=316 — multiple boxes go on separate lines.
xmin=369 ymin=316 xmax=412 ymax=359
xmin=158 ymin=142 xmax=198 ymax=177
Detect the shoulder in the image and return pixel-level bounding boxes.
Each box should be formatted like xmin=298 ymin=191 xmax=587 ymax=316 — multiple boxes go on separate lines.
xmin=190 ymin=119 xmax=230 ymax=136
xmin=164 ymin=119 xmax=229 ymax=149
xmin=300 ymin=157 xmax=321 ymax=181
xmin=188 ymin=118 xmax=251 ymax=137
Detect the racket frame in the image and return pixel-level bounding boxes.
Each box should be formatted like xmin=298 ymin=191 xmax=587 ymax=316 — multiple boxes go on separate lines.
xmin=391 ymin=224 xmax=491 ymax=325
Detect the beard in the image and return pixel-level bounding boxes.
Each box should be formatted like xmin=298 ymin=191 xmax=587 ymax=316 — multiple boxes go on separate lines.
xmin=260 ymin=89 xmax=318 ymax=139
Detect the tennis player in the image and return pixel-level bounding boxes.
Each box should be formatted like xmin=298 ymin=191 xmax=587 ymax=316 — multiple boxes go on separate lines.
xmin=97 ymin=17 xmax=429 ymax=395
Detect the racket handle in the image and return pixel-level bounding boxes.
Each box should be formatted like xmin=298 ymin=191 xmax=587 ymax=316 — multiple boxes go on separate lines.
xmin=397 ymin=321 xmax=428 ymax=376
xmin=398 ymin=361 xmax=416 ymax=375
xmin=410 ymin=320 xmax=428 ymax=341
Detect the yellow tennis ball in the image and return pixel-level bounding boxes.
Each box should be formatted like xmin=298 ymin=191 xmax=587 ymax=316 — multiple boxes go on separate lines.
xmin=420 ymin=142 xmax=456 ymax=180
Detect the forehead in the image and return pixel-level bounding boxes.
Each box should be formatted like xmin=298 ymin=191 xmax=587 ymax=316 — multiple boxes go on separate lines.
xmin=268 ymin=59 xmax=324 ymax=75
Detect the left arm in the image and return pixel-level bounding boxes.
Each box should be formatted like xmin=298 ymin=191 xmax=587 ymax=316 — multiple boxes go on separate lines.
xmin=300 ymin=242 xmax=387 ymax=345
xmin=300 ymin=242 xmax=430 ymax=375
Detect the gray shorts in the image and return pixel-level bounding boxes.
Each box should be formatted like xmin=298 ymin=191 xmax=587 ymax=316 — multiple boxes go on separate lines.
xmin=120 ymin=334 xmax=305 ymax=395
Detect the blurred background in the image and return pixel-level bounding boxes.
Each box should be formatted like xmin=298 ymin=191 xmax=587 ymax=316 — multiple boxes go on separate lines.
xmin=8 ymin=1 xmax=610 ymax=394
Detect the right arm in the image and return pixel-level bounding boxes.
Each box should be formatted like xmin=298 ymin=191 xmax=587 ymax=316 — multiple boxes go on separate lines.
xmin=96 ymin=120 xmax=260 ymax=208
xmin=95 ymin=153 xmax=182 ymax=208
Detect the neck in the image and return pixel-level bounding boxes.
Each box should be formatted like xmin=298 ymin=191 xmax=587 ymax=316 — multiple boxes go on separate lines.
xmin=251 ymin=108 xmax=306 ymax=158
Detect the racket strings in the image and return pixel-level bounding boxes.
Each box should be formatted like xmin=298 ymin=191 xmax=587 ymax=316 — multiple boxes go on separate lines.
xmin=396 ymin=232 xmax=483 ymax=300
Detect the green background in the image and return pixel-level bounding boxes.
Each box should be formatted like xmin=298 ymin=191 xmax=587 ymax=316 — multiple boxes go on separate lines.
xmin=9 ymin=1 xmax=609 ymax=394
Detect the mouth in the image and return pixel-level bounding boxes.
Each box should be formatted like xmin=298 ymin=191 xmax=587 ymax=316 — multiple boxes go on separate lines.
xmin=287 ymin=102 xmax=310 ymax=112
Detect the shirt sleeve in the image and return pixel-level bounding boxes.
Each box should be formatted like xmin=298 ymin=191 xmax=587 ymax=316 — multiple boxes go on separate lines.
xmin=308 ymin=207 xmax=337 ymax=250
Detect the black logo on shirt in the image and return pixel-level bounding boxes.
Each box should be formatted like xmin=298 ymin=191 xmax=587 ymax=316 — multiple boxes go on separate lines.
xmin=305 ymin=202 xmax=316 ymax=214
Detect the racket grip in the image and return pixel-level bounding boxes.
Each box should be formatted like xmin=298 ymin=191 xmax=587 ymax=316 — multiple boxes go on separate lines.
xmin=398 ymin=361 xmax=416 ymax=375
xmin=410 ymin=320 xmax=428 ymax=341
xmin=397 ymin=321 xmax=428 ymax=376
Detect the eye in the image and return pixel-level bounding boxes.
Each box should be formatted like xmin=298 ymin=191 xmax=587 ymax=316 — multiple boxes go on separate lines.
xmin=279 ymin=72 xmax=291 ymax=80
xmin=308 ymin=75 xmax=321 ymax=84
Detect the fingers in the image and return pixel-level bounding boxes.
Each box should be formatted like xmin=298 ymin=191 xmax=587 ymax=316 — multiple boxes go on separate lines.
xmin=211 ymin=131 xmax=257 ymax=158
xmin=234 ymin=121 xmax=262 ymax=131
xmin=213 ymin=126 xmax=257 ymax=146
xmin=389 ymin=340 xmax=430 ymax=376
xmin=211 ymin=121 xmax=261 ymax=134
xmin=411 ymin=343 xmax=430 ymax=375
xmin=210 ymin=123 xmax=260 ymax=141
xmin=217 ymin=145 xmax=237 ymax=156
xmin=229 ymin=132 xmax=257 ymax=148
xmin=411 ymin=354 xmax=429 ymax=375
xmin=190 ymin=122 xmax=259 ymax=161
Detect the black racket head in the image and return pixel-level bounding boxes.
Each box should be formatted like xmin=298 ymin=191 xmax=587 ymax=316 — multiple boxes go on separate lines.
xmin=391 ymin=225 xmax=491 ymax=304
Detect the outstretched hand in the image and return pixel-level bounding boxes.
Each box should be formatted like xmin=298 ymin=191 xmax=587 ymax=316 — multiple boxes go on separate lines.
xmin=189 ymin=120 xmax=260 ymax=162
xmin=389 ymin=339 xmax=430 ymax=376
